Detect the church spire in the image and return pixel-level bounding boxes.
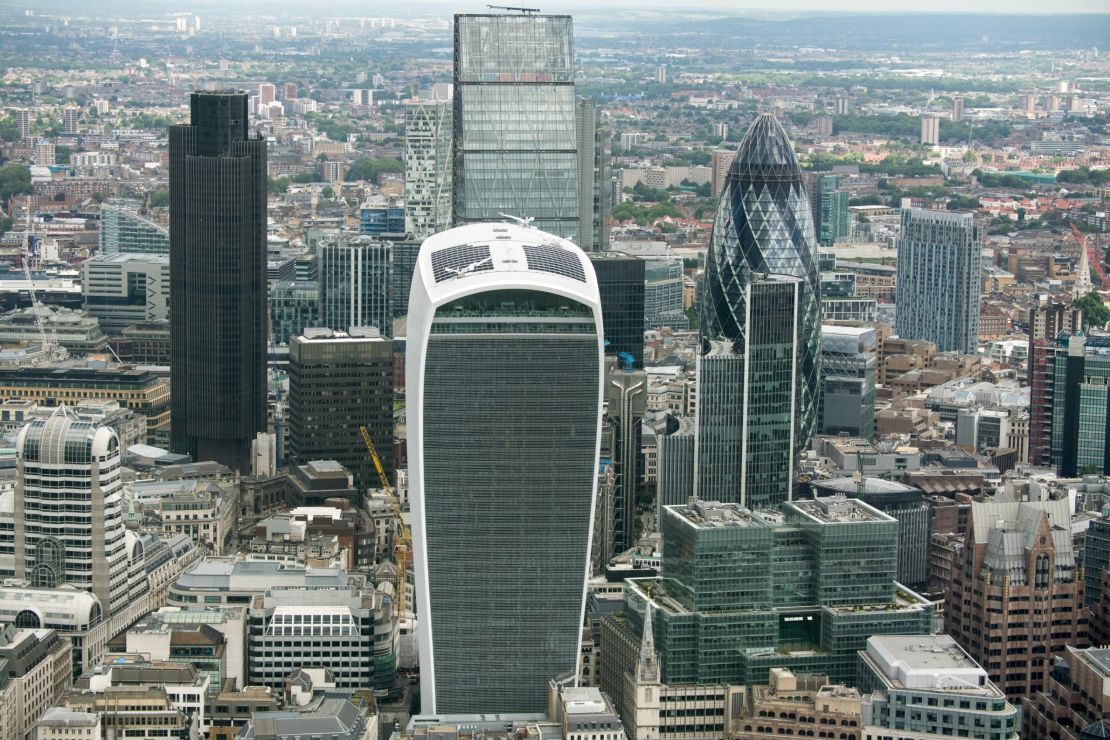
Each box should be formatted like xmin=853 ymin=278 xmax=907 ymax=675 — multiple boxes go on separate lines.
xmin=638 ymin=603 xmax=660 ymax=683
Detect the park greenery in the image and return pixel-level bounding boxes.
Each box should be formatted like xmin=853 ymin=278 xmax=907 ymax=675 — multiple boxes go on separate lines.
xmin=1076 ymin=292 xmax=1110 ymax=329
xmin=344 ymin=156 xmax=403 ymax=183
xmin=0 ymin=163 xmax=31 ymax=205
xmin=1057 ymin=167 xmax=1110 ymax=187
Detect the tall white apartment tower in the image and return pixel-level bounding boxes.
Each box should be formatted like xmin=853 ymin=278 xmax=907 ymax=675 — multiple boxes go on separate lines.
xmin=895 ymin=208 xmax=983 ymax=355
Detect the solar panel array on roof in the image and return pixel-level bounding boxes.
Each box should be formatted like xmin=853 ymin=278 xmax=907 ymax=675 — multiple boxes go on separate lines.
xmin=523 ymin=243 xmax=586 ymax=282
xmin=431 ymin=244 xmax=493 ymax=283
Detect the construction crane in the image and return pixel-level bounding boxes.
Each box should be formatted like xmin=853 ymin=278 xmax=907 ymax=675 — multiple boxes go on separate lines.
xmin=487 ymin=4 xmax=541 ymax=13
xmin=359 ymin=425 xmax=410 ymax=616
xmin=20 ymin=209 xmax=67 ymax=365
xmin=1071 ymin=222 xmax=1110 ymax=294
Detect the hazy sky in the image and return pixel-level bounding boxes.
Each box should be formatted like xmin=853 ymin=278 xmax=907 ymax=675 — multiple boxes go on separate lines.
xmin=69 ymin=0 xmax=1109 ymax=13
xmin=553 ymin=0 xmax=1110 ymax=11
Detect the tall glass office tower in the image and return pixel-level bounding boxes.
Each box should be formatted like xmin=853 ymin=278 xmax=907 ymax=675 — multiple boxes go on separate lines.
xmin=169 ymin=91 xmax=267 ymax=470
xmin=319 ymin=235 xmax=392 ymax=338
xmin=407 ymin=222 xmax=603 ymax=714
xmin=453 ymin=13 xmax=579 ymax=242
xmin=696 ymin=275 xmax=802 ymax=508
xmin=697 ymin=114 xmax=820 ymax=507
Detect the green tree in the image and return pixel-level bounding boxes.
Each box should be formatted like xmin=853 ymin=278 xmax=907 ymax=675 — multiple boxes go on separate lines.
xmin=344 ymin=157 xmax=403 ymax=183
xmin=0 ymin=115 xmax=19 ymax=142
xmin=55 ymin=146 xmax=72 ymax=165
xmin=0 ymin=216 xmax=13 ymax=234
xmin=321 ymin=186 xmax=335 ymax=199
xmin=267 ymin=176 xmax=292 ymax=194
xmin=0 ymin=164 xmax=31 ymax=205
xmin=292 ymin=171 xmax=321 ymax=184
xmin=1075 ymin=292 xmax=1110 ymax=329
xmin=149 ymin=188 xmax=169 ymax=208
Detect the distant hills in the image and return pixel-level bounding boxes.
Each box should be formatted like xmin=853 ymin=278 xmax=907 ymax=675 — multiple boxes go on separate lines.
xmin=601 ymin=13 xmax=1110 ymax=51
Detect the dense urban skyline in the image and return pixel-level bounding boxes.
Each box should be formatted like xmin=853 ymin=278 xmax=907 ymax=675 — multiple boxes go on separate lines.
xmin=0 ymin=2 xmax=1108 ymax=738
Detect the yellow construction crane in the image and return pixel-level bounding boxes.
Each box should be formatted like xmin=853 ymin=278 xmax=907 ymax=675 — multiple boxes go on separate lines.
xmin=360 ymin=426 xmax=410 ymax=615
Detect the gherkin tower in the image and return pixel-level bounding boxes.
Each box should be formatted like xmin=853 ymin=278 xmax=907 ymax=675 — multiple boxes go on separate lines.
xmin=697 ymin=114 xmax=820 ymax=508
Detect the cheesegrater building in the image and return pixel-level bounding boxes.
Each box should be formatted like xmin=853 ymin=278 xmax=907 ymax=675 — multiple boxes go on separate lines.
xmin=169 ymin=91 xmax=267 ymax=470
xmin=697 ymin=114 xmax=821 ymax=507
xmin=407 ymin=222 xmax=603 ymax=714
xmin=453 ymin=13 xmax=579 ymax=242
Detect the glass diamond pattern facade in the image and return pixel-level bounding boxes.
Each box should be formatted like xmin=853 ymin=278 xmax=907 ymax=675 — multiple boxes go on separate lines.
xmin=698 ymin=114 xmax=820 ymax=505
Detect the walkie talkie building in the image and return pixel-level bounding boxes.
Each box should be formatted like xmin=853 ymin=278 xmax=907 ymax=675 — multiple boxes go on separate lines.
xmin=407 ymin=222 xmax=603 ymax=714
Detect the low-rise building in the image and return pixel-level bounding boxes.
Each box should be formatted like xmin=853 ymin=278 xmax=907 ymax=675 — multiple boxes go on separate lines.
xmin=168 ymin=559 xmax=353 ymax=608
xmin=1022 ymin=646 xmax=1110 ymax=740
xmin=732 ymin=668 xmax=862 ymax=740
xmin=158 ymin=482 xmax=238 ymax=555
xmin=0 ymin=624 xmax=72 ymax=740
xmin=0 ymin=306 xmax=108 ymax=355
xmin=247 ymin=586 xmax=396 ymax=696
xmin=81 ymin=252 xmax=170 ymax=334
xmin=36 ymin=708 xmax=102 ymax=740
xmin=208 ymin=685 xmax=280 ymax=739
xmin=858 ymin=634 xmax=1020 ymax=740
xmin=53 ymin=685 xmax=189 ymax=739
xmin=240 ymin=692 xmax=379 ymax=740
xmin=76 ymin=658 xmax=209 ymax=734
xmin=0 ymin=364 xmax=170 ymax=444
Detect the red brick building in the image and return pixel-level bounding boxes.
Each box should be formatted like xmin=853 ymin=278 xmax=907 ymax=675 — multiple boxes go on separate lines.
xmin=946 ymin=499 xmax=1088 ymax=699
xmin=1022 ymin=646 xmax=1110 ymax=739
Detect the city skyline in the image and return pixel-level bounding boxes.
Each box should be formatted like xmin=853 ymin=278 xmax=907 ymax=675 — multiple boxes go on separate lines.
xmin=0 ymin=2 xmax=1107 ymax=737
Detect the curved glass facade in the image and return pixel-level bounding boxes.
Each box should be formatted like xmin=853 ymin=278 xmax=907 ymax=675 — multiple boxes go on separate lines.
xmin=407 ymin=225 xmax=603 ymax=715
xmin=698 ymin=114 xmax=820 ymax=505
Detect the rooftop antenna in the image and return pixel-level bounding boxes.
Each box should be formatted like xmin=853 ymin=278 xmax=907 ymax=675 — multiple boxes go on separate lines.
xmin=487 ymin=4 xmax=541 ymax=13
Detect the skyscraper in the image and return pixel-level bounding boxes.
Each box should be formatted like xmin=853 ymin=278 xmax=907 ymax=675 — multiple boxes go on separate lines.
xmin=951 ymin=96 xmax=965 ymax=122
xmin=15 ymin=411 xmax=141 ymax=617
xmin=1043 ymin=334 xmax=1110 ymax=476
xmin=604 ymin=362 xmax=647 ymax=556
xmin=816 ymin=174 xmax=849 ymax=247
xmin=895 ymin=208 xmax=982 ymax=355
xmin=319 ymin=235 xmax=392 ymax=337
xmin=169 ymin=91 xmax=267 ymax=469
xmin=576 ymin=98 xmax=610 ymax=251
xmin=920 ymin=115 xmax=940 ymax=146
xmin=698 ymin=114 xmax=821 ymax=505
xmin=453 ymin=13 xmax=579 ymax=241
xmin=408 ymin=222 xmax=603 ymax=714
xmin=589 ymin=251 xmax=646 ymax=368
xmin=16 ymin=108 xmax=30 ymax=140
xmin=287 ymin=328 xmax=394 ymax=492
xmin=945 ymin=499 xmax=1087 ymax=698
xmin=696 ymin=276 xmax=803 ymax=508
xmin=711 ymin=149 xmax=733 ymax=198
xmin=404 ymin=100 xmax=453 ymax=240
xmin=1028 ymin=299 xmax=1083 ymax=466
xmin=63 ymin=106 xmax=78 ymax=135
